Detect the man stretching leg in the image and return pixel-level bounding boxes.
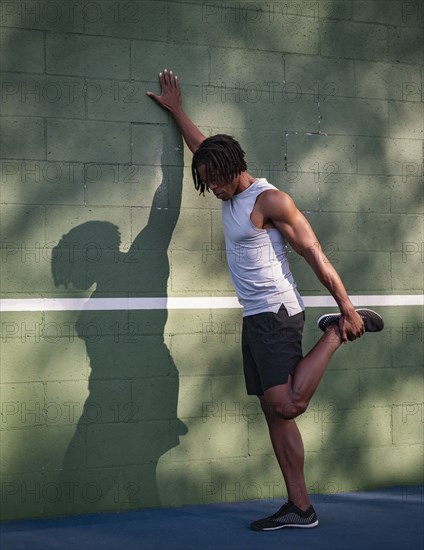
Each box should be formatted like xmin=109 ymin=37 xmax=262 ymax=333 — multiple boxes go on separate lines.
xmin=147 ymin=69 xmax=384 ymax=530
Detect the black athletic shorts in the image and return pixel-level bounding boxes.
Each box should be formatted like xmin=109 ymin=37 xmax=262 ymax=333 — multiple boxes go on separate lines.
xmin=242 ymin=303 xmax=305 ymax=396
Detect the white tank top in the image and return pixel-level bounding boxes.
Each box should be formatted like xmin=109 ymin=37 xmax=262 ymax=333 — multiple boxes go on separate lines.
xmin=222 ymin=178 xmax=304 ymax=317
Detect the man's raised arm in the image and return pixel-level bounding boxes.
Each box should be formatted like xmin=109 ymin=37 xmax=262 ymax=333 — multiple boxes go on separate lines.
xmin=147 ymin=69 xmax=206 ymax=154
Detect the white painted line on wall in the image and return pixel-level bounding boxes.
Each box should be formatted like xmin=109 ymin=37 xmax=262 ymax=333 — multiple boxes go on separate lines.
xmin=0 ymin=295 xmax=422 ymax=312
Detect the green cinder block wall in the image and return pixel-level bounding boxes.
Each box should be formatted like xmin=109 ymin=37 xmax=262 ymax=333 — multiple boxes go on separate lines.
xmin=0 ymin=0 xmax=423 ymax=521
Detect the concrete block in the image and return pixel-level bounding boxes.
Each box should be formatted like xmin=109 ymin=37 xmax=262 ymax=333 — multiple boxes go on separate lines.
xmin=388 ymin=26 xmax=424 ymax=65
xmin=0 ymin=160 xmax=85 ymax=205
xmin=1 ymin=309 xmax=44 ymax=335
xmin=131 ymin=374 xmax=187 ymax=422
xmin=355 ymin=445 xmax=424 ymax=487
xmin=293 ymin=250 xmax=392 ymax=293
xmin=0 ymin=424 xmax=86 ymax=473
xmin=171 ymin=328 xmax=243 ymax=377
xmin=324 ymin=324 xmax=391 ymax=372
xmin=46 ymin=34 xmax=130 ymax=79
xmin=321 ymin=21 xmax=388 ymax=61
xmin=0 ymin=472 xmax=44 ymax=521
xmin=277 ymin=171 xmax=320 ymax=213
xmin=285 ymin=55 xmax=356 ymax=99
xmin=246 ymin=11 xmax=319 ymax=55
xmin=206 ymin=455 xmax=283 ymax=504
xmin=247 ymin=92 xmax=319 ymax=133
xmin=0 ymin=247 xmax=58 ymax=293
xmin=177 ymin=376 xmax=213 ymax=419
xmin=355 ymin=61 xmax=422 ymax=101
xmin=124 ymin=308 xmax=174 ymax=336
xmin=320 ymin=175 xmax=392 ymax=213
xmin=390 ymin=176 xmax=423 ymax=214
xmin=131 ymin=206 xmax=210 ymax=251
xmin=357 ymin=137 xmax=423 ymax=175
xmin=0 ymin=0 xmax=84 ymax=32
xmin=306 ymin=444 xmax=423 ymax=491
xmin=167 ymin=415 xmax=248 ymax=462
xmin=391 ymin=252 xmax=424 ymax=291
xmin=47 ymin=119 xmax=130 ymax=164
xmin=210 ymin=47 xmax=284 ymax=84
xmin=311 ymin=0 xmax=353 ymax=20
xmin=303 ymin=212 xmax=359 ymax=251
xmin=167 ymin=2 xmax=246 ymax=48
xmin=130 ymin=207 xmax=180 ymax=250
xmin=286 ymin=134 xmax=357 ymax=175
xmin=45 ymin=205 xmax=131 ymax=248
xmin=131 ymin=124 xmax=184 ymax=167
xmin=85 ymin=0 xmax=168 ymax=41
xmin=381 ymin=306 xmax=423 ymax=367
xmin=80 ymin=379 xmax=132 ymax=425
xmin=44 ymin=380 xmax=89 ymax=426
xmin=392 ymin=404 xmax=424 ymax=445
xmin=357 ymin=213 xmax=422 ymax=252
xmin=388 ymin=100 xmax=424 ymax=139
xmin=246 ymin=414 xmax=272 ymax=457
xmin=210 ymin=374 xmax=253 ymax=404
xmin=313 ymin=370 xmax=360 ymax=410
xmin=0 ymin=382 xmax=45 ymax=429
xmin=304 ymin=448 xmax=365 ymax=494
xmin=40 ymin=463 xmax=161 ymax=516
xmin=1 ymin=73 xmax=85 ymax=119
xmin=320 ymin=97 xmax=389 ymax=137
xmin=157 ymin=459 xmax=212 ymax=507
xmin=221 ymin=128 xmax=284 ymax=172
xmin=0 ymin=116 xmax=44 ymax=159
xmin=322 ymin=407 xmax=392 ymax=449
xmin=82 ymin=334 xmax=174 ymax=383
xmin=353 ymin=0 xmax=423 ymax=28
xmin=85 ymin=165 xmax=162 ymax=208
xmin=182 ymin=83 xmax=248 ymax=130
xmin=334 ymin=251 xmax=392 ymax=291
xmin=86 ymin=79 xmax=168 ymax=124
xmin=50 ymin=243 xmax=172 ymax=295
xmin=249 ymin=409 xmax=322 ymax=455
xmin=1 ymin=204 xmax=45 ymax=244
xmin=289 ymin=259 xmax=326 ymax=293
xmin=0 ymin=333 xmax=88 ymax=383
xmin=359 ymin=368 xmax=423 ymax=408
xmin=171 ymin=249 xmax=234 ymax=292
xmin=132 ymin=42 xmax=210 ymax=86
xmin=0 ymin=29 xmax=44 ymax=72
xmin=87 ymin=419 xmax=174 ymax=467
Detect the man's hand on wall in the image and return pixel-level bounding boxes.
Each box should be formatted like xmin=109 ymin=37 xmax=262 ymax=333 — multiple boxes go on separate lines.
xmin=147 ymin=68 xmax=182 ymax=114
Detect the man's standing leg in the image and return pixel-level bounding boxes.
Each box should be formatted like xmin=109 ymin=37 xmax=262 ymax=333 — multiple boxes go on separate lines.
xmin=261 ymin=325 xmax=342 ymax=510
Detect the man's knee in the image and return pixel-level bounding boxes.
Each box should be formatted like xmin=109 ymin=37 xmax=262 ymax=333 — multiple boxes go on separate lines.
xmin=270 ymin=398 xmax=308 ymax=420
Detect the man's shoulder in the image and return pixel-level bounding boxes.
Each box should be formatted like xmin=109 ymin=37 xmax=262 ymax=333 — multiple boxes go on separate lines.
xmin=255 ymin=187 xmax=297 ymax=221
xmin=257 ymin=187 xmax=294 ymax=206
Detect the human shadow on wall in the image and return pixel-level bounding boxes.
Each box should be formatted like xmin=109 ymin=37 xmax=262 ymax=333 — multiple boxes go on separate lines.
xmin=51 ymin=130 xmax=186 ymax=513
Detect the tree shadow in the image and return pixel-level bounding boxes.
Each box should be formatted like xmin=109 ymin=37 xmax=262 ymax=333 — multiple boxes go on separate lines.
xmin=50 ymin=130 xmax=187 ymax=513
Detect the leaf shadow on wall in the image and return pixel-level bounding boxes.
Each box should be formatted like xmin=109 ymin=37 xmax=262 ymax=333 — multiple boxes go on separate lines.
xmin=51 ymin=131 xmax=186 ymax=512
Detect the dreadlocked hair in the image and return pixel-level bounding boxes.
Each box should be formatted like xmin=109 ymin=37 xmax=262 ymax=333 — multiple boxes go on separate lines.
xmin=192 ymin=134 xmax=247 ymax=196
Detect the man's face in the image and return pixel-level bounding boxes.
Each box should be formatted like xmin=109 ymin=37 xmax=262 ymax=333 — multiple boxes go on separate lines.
xmin=196 ymin=164 xmax=239 ymax=201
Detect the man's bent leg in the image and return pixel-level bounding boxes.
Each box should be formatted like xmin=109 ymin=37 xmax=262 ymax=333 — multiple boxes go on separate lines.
xmin=264 ymin=325 xmax=341 ymax=419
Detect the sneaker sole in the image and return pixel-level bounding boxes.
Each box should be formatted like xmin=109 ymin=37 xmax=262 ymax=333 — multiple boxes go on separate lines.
xmin=317 ymin=309 xmax=384 ymax=333
xmin=316 ymin=312 xmax=339 ymax=330
xmin=251 ymin=519 xmax=319 ymax=531
xmin=355 ymin=309 xmax=384 ymax=331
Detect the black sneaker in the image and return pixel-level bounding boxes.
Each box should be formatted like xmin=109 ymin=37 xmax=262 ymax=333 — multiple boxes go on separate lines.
xmin=317 ymin=308 xmax=384 ymax=333
xmin=250 ymin=501 xmax=319 ymax=531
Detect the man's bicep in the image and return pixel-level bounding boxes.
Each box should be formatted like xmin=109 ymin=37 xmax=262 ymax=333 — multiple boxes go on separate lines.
xmin=274 ymin=209 xmax=320 ymax=257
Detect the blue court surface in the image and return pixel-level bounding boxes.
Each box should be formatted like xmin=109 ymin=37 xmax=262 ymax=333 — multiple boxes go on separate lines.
xmin=1 ymin=486 xmax=423 ymax=550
